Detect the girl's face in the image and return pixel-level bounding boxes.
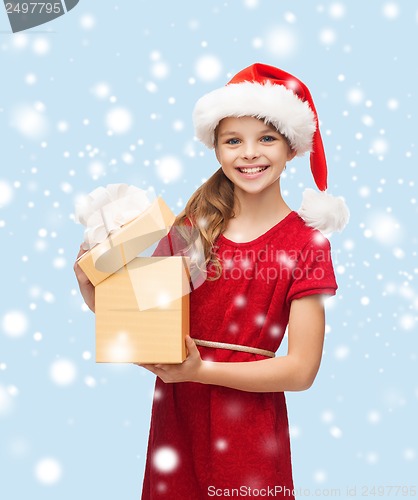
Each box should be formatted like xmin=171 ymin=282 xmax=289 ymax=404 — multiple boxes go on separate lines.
xmin=215 ymin=116 xmax=296 ymax=197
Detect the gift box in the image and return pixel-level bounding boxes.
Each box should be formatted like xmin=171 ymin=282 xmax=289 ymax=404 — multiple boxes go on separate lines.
xmin=75 ymin=187 xmax=191 ymax=364
xmin=94 ymin=255 xmax=190 ymax=364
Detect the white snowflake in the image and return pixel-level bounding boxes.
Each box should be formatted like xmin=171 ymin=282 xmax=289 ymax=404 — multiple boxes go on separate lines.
xmin=2 ymin=311 xmax=28 ymax=338
xmin=152 ymin=446 xmax=179 ymax=473
xmin=49 ymin=359 xmax=77 ymax=386
xmin=195 ymin=55 xmax=222 ymax=82
xmin=265 ymin=27 xmax=298 ymax=57
xmin=105 ymin=107 xmax=133 ymax=134
xmin=34 ymin=458 xmax=62 ymax=485
xmin=155 ymin=156 xmax=183 ymax=184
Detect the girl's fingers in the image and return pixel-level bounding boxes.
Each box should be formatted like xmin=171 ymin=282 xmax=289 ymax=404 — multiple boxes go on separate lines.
xmin=185 ymin=336 xmax=198 ymax=356
xmin=74 ymin=245 xmax=94 ymax=286
xmin=76 ymin=245 xmax=88 ymax=259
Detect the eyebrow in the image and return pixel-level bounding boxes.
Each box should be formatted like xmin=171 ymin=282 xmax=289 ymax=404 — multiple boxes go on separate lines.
xmin=219 ymin=128 xmax=279 ymax=137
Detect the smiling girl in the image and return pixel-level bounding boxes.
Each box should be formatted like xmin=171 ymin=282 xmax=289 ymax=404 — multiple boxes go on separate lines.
xmin=136 ymin=63 xmax=349 ymax=499
xmin=75 ymin=63 xmax=349 ymax=499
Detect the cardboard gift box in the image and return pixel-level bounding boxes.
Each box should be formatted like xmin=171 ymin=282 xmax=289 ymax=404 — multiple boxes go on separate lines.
xmin=76 ymin=196 xmax=190 ymax=364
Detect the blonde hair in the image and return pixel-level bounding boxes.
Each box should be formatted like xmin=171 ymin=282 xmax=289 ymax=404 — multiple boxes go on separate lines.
xmin=173 ymin=166 xmax=239 ymax=281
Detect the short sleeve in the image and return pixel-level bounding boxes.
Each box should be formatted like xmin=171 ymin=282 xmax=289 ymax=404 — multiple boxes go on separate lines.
xmin=151 ymin=217 xmax=193 ymax=257
xmin=286 ymin=232 xmax=338 ymax=304
xmin=151 ymin=233 xmax=174 ymax=257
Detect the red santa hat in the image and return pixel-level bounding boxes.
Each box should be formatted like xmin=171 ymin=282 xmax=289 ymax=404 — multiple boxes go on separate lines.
xmin=192 ymin=63 xmax=349 ymax=234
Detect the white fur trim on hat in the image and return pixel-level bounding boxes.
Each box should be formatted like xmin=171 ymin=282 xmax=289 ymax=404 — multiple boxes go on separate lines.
xmin=193 ymin=80 xmax=316 ymax=155
xmin=298 ymin=188 xmax=350 ymax=234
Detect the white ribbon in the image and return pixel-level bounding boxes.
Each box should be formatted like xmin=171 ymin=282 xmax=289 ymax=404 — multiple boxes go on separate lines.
xmin=75 ymin=184 xmax=154 ymax=250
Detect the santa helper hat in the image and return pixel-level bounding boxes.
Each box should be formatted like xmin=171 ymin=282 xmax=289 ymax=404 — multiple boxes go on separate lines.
xmin=193 ymin=63 xmax=349 ymax=234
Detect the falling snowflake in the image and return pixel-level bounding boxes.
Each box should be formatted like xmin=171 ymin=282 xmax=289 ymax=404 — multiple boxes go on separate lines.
xmin=49 ymin=359 xmax=77 ymax=386
xmin=214 ymin=438 xmax=228 ymax=451
xmin=329 ymin=3 xmax=346 ymax=19
xmin=382 ymin=2 xmax=400 ymax=19
xmin=265 ymin=27 xmax=298 ymax=57
xmin=0 ymin=180 xmax=13 ymax=207
xmin=195 ymin=55 xmax=222 ymax=82
xmin=329 ymin=426 xmax=343 ymax=439
xmin=155 ymin=156 xmax=183 ymax=184
xmin=105 ymin=107 xmax=133 ymax=134
xmin=0 ymin=384 xmax=14 ymax=416
xmin=10 ymin=104 xmax=49 ymax=139
xmin=2 ymin=311 xmax=28 ymax=338
xmin=152 ymin=446 xmax=179 ymax=473
xmin=34 ymin=458 xmax=62 ymax=485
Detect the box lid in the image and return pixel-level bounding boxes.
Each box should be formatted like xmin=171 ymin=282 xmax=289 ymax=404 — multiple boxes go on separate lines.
xmin=77 ymin=196 xmax=176 ymax=286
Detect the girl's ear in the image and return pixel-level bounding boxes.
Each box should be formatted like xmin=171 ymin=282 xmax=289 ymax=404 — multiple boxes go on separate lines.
xmin=287 ymin=148 xmax=297 ymax=162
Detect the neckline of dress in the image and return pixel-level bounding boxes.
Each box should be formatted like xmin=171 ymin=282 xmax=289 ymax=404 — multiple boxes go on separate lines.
xmin=218 ymin=210 xmax=298 ymax=247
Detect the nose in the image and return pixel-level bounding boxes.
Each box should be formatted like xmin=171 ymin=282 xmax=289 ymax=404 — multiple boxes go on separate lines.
xmin=241 ymin=142 xmax=260 ymax=160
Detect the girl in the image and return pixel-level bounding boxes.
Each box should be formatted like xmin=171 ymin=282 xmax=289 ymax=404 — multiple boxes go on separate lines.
xmin=75 ymin=63 xmax=348 ymax=499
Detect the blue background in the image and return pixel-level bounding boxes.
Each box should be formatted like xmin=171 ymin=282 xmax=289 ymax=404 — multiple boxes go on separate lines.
xmin=0 ymin=1 xmax=417 ymax=499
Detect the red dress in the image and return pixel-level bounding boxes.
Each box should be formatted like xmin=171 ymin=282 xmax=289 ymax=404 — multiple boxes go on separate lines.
xmin=141 ymin=211 xmax=337 ymax=499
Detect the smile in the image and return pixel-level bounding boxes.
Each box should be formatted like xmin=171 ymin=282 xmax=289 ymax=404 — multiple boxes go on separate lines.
xmin=236 ymin=165 xmax=269 ymax=176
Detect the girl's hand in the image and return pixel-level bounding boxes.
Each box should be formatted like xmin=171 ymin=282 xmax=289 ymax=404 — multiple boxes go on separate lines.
xmin=74 ymin=245 xmax=95 ymax=312
xmin=137 ymin=336 xmax=203 ymax=383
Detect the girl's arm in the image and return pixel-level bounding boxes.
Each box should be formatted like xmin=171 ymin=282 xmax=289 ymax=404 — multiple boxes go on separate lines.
xmin=140 ymin=294 xmax=326 ymax=392
xmin=73 ymin=246 xmax=95 ymax=312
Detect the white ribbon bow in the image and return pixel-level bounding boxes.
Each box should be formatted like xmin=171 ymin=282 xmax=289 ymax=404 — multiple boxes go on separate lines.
xmin=75 ymin=184 xmax=153 ymax=250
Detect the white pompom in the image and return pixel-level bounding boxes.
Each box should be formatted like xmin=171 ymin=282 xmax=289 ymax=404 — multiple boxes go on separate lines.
xmin=298 ymin=188 xmax=349 ymax=234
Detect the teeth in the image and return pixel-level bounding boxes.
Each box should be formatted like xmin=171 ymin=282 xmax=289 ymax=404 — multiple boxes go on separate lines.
xmin=239 ymin=166 xmax=267 ymax=174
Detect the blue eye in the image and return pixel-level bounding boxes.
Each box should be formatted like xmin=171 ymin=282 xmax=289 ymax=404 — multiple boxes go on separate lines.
xmin=226 ymin=138 xmax=240 ymax=145
xmin=261 ymin=136 xmax=275 ymax=142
